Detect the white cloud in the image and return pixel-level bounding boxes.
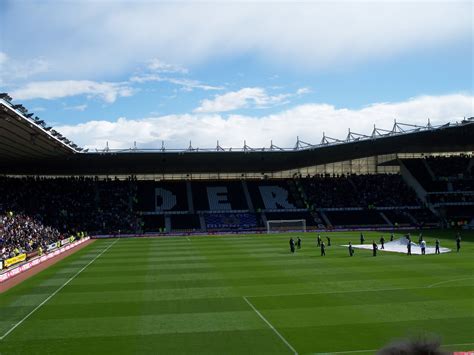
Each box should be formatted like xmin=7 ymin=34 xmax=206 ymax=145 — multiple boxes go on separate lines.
xmin=64 ymin=104 xmax=88 ymax=112
xmin=10 ymin=80 xmax=134 ymax=103
xmin=129 ymin=73 xmax=222 ymax=91
xmin=297 ymin=88 xmax=312 ymax=95
xmin=1 ymin=2 xmax=470 ymax=77
xmin=0 ymin=52 xmax=49 ymax=84
xmin=147 ymin=59 xmax=188 ymax=74
xmin=56 ymin=93 xmax=474 ymax=150
xmin=0 ymin=52 xmax=7 ymax=66
xmin=194 ymin=87 xmax=310 ymax=113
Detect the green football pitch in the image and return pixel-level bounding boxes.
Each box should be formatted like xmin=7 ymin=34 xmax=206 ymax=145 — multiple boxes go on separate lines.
xmin=1 ymin=230 xmax=473 ymax=354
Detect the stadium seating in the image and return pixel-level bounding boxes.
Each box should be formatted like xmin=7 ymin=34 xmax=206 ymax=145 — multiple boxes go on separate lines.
xmin=1 ymin=157 xmax=472 ymax=236
xmin=136 ymin=180 xmax=189 ymax=212
xmin=324 ymin=210 xmax=388 ymax=227
xmin=0 ymin=213 xmax=64 ymax=261
xmin=204 ymin=212 xmax=260 ymax=231
xmin=425 ymin=155 xmax=472 ymax=179
xmin=192 ymin=180 xmax=249 ymax=211
xmin=246 ymin=179 xmax=301 ymax=210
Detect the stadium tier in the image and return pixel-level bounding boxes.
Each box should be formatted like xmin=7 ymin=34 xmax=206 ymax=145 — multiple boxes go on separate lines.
xmin=1 ymin=165 xmax=472 ymax=239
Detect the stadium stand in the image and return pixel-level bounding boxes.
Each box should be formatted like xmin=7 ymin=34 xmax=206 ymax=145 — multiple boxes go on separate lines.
xmin=204 ymin=212 xmax=260 ymax=232
xmin=192 ymin=180 xmax=249 ymax=211
xmin=247 ymin=179 xmax=301 ymax=210
xmin=0 ymin=213 xmax=63 ymax=260
xmin=136 ymin=180 xmax=189 ymax=212
xmin=324 ymin=209 xmax=388 ymax=227
xmin=1 ymin=167 xmax=472 ymax=237
xmin=0 ymin=97 xmax=473 ymax=255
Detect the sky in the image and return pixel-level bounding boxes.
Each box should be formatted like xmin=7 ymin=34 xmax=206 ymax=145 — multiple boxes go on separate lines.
xmin=0 ymin=0 xmax=472 ymax=150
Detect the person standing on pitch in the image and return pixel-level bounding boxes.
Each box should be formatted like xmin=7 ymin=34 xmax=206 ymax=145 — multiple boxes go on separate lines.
xmin=407 ymin=240 xmax=412 ymax=255
xmin=289 ymin=238 xmax=295 ymax=254
xmin=420 ymin=239 xmax=426 ymax=255
xmin=380 ymin=236 xmax=385 ymax=250
xmin=456 ymin=234 xmax=461 ymax=252
xmin=372 ymin=241 xmax=378 ymax=256
xmin=317 ymin=234 xmax=321 ymax=247
xmin=390 ymin=233 xmax=394 ymax=242
xmin=435 ymin=239 xmax=440 ymax=254
xmin=297 ymin=237 xmax=302 ymax=250
xmin=320 ymin=241 xmax=326 ymax=256
xmin=348 ymin=242 xmax=354 ymax=256
xmin=360 ymin=233 xmax=365 ymax=244
xmin=326 ymin=236 xmax=331 ymax=246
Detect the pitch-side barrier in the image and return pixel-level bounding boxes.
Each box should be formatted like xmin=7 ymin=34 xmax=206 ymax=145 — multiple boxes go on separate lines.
xmin=92 ymin=225 xmax=425 ymax=239
xmin=0 ymin=237 xmax=90 ymax=283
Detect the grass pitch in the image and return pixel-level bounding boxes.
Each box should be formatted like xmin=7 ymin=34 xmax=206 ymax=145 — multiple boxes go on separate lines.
xmin=0 ymin=230 xmax=473 ymax=354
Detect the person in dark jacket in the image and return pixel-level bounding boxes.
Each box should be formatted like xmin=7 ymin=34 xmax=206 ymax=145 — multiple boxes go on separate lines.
xmin=289 ymin=238 xmax=295 ymax=254
xmin=379 ymin=236 xmax=385 ymax=250
xmin=372 ymin=241 xmax=378 ymax=256
xmin=320 ymin=241 xmax=326 ymax=256
xmin=348 ymin=242 xmax=354 ymax=257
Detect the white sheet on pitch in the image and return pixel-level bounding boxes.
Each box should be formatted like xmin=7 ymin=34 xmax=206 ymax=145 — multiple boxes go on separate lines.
xmin=342 ymin=237 xmax=451 ymax=255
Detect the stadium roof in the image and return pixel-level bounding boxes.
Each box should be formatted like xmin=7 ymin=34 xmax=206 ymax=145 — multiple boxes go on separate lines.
xmin=0 ymin=95 xmax=80 ymax=163
xmin=1 ymin=96 xmax=473 ymax=175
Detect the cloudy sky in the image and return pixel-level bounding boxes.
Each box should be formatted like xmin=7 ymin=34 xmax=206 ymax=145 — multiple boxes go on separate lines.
xmin=0 ymin=0 xmax=472 ymax=150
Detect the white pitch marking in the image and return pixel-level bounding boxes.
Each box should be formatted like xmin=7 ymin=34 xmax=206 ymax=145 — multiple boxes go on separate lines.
xmin=312 ymin=349 xmax=375 ymax=354
xmin=243 ymin=279 xmax=474 ymax=300
xmin=427 ymin=277 xmax=474 ymax=288
xmin=243 ymin=296 xmax=298 ymax=355
xmin=0 ymin=239 xmax=119 ymax=341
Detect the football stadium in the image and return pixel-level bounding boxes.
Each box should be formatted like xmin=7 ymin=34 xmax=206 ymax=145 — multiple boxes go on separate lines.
xmin=0 ymin=94 xmax=473 ymax=354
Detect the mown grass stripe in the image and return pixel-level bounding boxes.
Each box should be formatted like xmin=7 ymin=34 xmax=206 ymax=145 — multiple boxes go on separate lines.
xmin=243 ymin=296 xmax=298 ymax=355
xmin=0 ymin=230 xmax=472 ymax=354
xmin=311 ymin=342 xmax=474 ymax=354
xmin=0 ymin=239 xmax=118 ymax=341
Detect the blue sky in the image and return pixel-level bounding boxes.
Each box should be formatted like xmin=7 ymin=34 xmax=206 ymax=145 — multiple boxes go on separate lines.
xmin=0 ymin=1 xmax=472 ymax=149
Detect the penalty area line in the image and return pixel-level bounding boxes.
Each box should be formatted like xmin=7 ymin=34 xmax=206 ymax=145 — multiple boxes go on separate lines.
xmin=0 ymin=238 xmax=119 ymax=341
xmin=243 ymin=296 xmax=298 ymax=355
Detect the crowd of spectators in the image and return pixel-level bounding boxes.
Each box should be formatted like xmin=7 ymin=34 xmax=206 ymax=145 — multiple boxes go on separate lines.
xmin=0 ymin=176 xmax=140 ymax=235
xmin=0 ymin=213 xmax=62 ymax=261
xmin=351 ymin=174 xmax=420 ymax=206
xmin=426 ymin=155 xmax=472 ymax=179
xmin=301 ymin=174 xmax=420 ymax=208
xmin=0 ymin=170 xmax=469 ymax=260
xmin=428 ymin=193 xmax=474 ymax=204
